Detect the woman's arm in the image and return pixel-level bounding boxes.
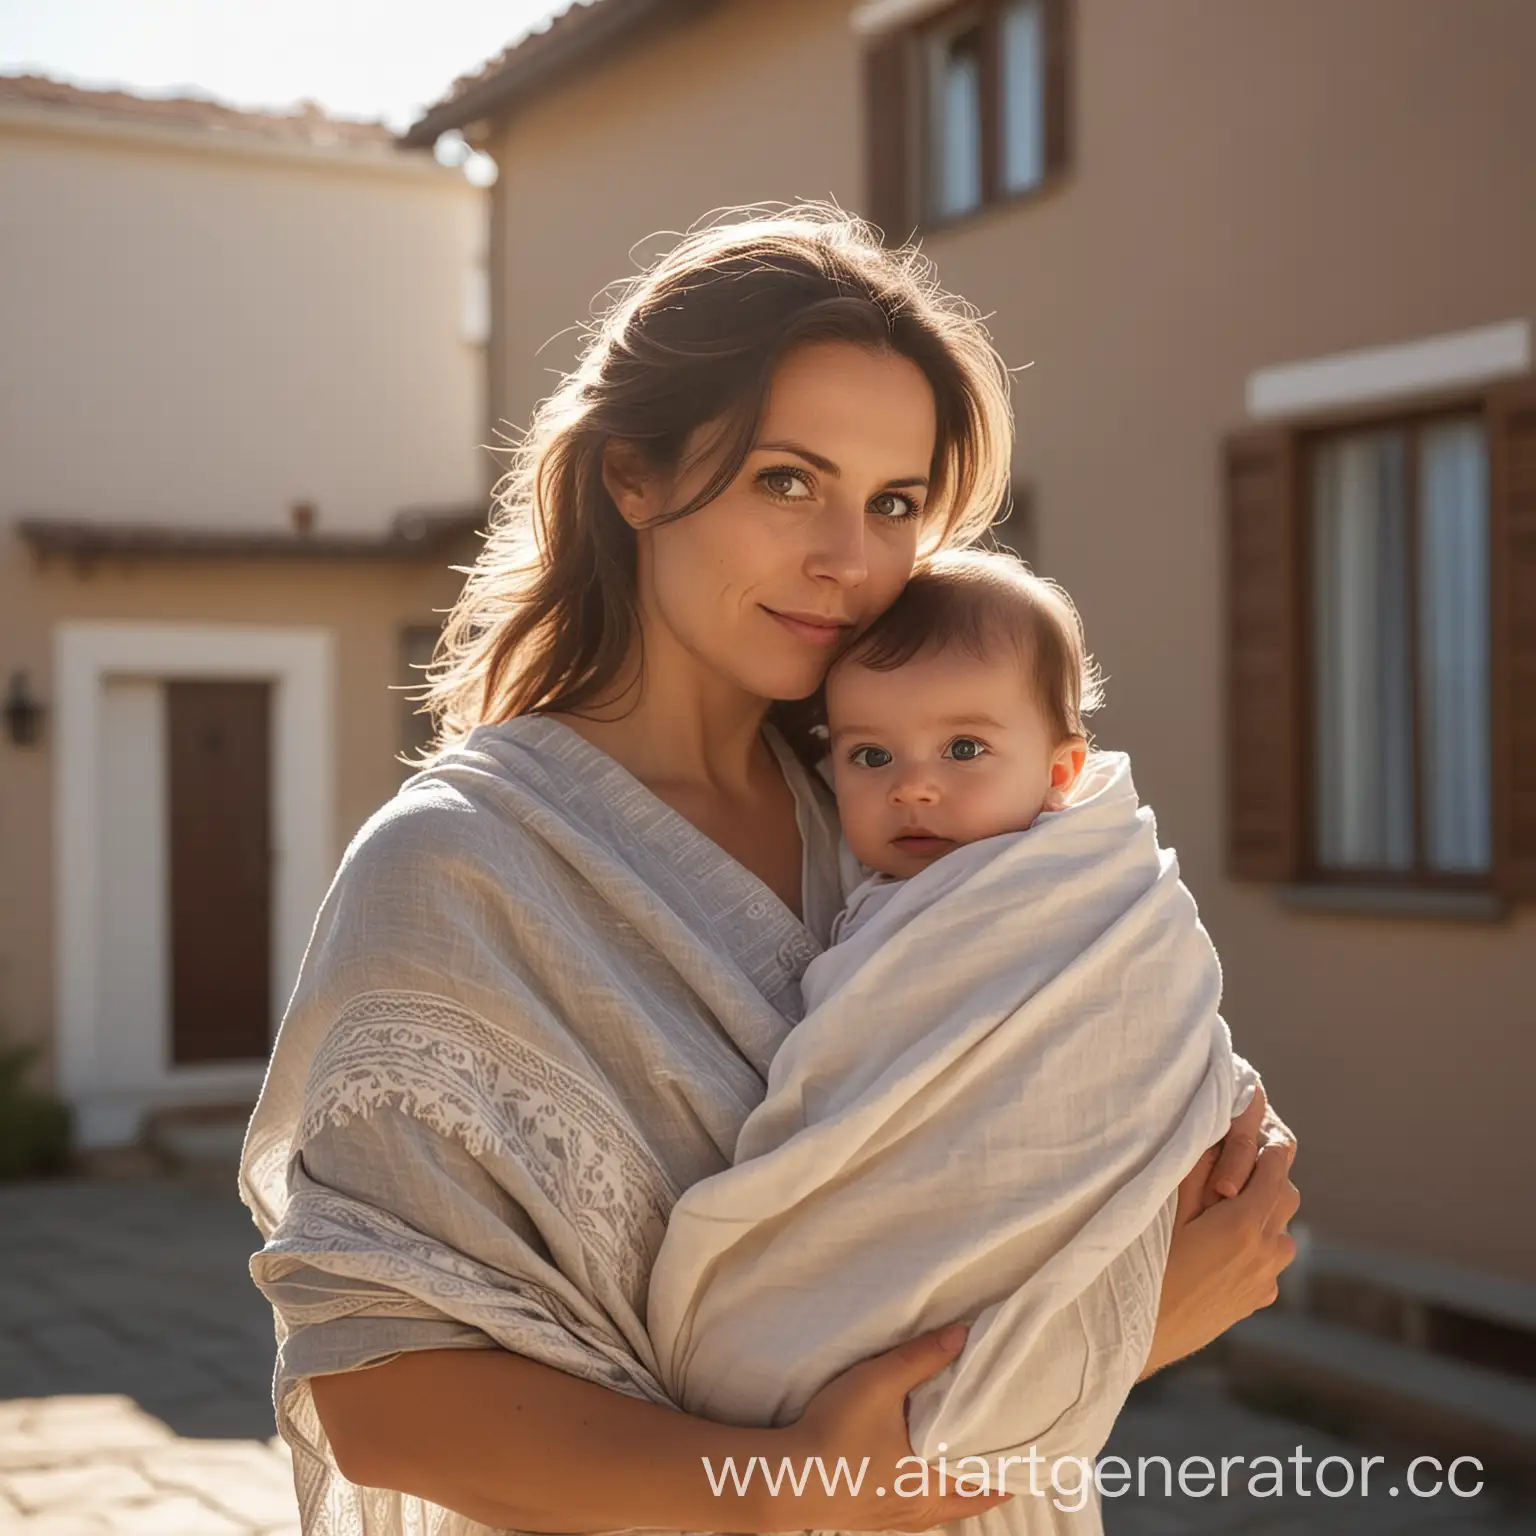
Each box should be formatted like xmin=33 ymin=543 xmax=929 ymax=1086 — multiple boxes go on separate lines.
xmin=312 ymin=1327 xmax=1015 ymax=1534
xmin=1140 ymin=1101 xmax=1299 ymax=1379
xmin=312 ymin=1349 xmax=788 ymax=1532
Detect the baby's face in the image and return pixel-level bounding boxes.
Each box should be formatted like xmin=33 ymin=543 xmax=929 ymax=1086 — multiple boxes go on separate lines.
xmin=826 ymin=646 xmax=1076 ymax=879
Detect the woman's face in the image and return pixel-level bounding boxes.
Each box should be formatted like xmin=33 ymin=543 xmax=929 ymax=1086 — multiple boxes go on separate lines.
xmin=607 ymin=339 xmax=939 ymax=704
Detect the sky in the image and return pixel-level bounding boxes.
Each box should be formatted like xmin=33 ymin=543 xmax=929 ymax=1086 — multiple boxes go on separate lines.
xmin=0 ymin=0 xmax=571 ymax=132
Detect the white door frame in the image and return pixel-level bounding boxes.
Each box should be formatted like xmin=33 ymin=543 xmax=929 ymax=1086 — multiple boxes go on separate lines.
xmin=54 ymin=622 xmax=335 ymax=1146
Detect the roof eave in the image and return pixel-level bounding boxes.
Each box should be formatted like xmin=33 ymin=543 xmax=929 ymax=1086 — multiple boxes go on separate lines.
xmin=15 ymin=507 xmax=484 ymax=568
xmin=400 ymin=0 xmax=714 ymax=148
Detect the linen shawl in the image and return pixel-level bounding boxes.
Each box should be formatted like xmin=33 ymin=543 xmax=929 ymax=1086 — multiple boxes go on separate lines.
xmin=240 ymin=716 xmax=846 ymax=1536
xmin=647 ymin=752 xmax=1256 ymax=1536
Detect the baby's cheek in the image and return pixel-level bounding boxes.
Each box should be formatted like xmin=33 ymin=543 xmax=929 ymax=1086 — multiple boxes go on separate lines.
xmin=834 ymin=783 xmax=885 ymax=865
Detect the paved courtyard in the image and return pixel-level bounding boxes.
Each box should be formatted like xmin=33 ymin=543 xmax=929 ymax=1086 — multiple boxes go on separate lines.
xmin=0 ymin=1177 xmax=1531 ymax=1534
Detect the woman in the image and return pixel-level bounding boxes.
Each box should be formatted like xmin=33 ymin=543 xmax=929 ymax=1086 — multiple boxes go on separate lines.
xmin=241 ymin=203 xmax=1298 ymax=1536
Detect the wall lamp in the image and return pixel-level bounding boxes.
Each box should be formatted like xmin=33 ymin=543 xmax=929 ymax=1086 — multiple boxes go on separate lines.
xmin=4 ymin=671 xmax=46 ymax=748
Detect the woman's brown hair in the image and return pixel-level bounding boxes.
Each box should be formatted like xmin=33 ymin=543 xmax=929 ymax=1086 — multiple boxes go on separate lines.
xmin=416 ymin=201 xmax=1017 ymax=762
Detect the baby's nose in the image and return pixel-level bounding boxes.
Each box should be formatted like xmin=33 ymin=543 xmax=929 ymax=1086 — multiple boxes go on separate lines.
xmin=889 ymin=773 xmax=939 ymax=805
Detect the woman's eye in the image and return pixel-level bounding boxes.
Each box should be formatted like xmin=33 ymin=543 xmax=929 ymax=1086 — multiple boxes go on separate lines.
xmin=759 ymin=467 xmax=813 ymax=500
xmin=850 ymin=745 xmax=894 ymax=769
xmin=869 ymin=490 xmax=922 ymax=522
xmin=946 ymin=737 xmax=987 ymax=762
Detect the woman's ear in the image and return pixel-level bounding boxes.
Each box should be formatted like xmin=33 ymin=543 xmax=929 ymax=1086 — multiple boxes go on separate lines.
xmin=601 ymin=438 xmax=660 ymax=529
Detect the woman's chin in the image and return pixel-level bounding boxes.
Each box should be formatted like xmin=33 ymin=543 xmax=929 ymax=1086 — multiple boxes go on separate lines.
xmin=744 ymin=661 xmax=830 ymax=704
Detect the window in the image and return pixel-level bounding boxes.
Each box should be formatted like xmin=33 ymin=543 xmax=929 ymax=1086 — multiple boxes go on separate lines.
xmin=399 ymin=624 xmax=442 ymax=772
xmin=926 ymin=14 xmax=984 ymax=220
xmin=863 ymin=0 xmax=1069 ymax=240
xmin=1311 ymin=417 xmax=1490 ymax=877
xmin=1224 ymin=378 xmax=1536 ymax=902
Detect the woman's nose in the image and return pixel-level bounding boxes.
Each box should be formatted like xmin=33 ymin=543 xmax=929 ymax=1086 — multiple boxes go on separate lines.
xmin=804 ymin=501 xmax=869 ymax=587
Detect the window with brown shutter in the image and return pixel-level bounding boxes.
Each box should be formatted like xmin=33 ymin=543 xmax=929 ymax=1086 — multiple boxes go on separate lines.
xmin=862 ymin=0 xmax=1071 ymax=242
xmin=1224 ymin=377 xmax=1536 ymax=905
xmin=1224 ymin=427 xmax=1303 ymax=882
xmin=1489 ymin=376 xmax=1536 ymax=897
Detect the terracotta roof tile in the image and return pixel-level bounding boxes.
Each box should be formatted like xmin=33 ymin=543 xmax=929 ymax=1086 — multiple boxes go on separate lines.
xmin=432 ymin=0 xmax=605 ymax=109
xmin=0 ymin=71 xmax=397 ymax=150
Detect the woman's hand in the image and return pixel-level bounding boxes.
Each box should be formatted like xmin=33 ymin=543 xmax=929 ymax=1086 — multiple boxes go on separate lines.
xmin=1206 ymin=1081 xmax=1270 ymax=1203
xmin=1140 ymin=1129 xmax=1300 ymax=1379
xmin=775 ymin=1325 xmax=1015 ymax=1531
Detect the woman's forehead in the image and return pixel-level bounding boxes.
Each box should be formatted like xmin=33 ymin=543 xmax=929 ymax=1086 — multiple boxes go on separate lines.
xmin=759 ymin=341 xmax=936 ymax=451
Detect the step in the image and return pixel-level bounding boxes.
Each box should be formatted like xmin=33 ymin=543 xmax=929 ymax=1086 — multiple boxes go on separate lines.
xmin=1307 ymin=1238 xmax=1536 ymax=1337
xmin=1221 ymin=1311 xmax=1536 ymax=1477
xmin=142 ymin=1103 xmax=252 ymax=1190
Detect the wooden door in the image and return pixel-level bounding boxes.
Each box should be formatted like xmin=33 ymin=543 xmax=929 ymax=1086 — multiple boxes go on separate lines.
xmin=166 ymin=680 xmax=273 ymax=1063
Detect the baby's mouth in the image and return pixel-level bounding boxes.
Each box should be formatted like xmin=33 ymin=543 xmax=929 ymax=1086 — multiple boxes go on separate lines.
xmin=892 ymin=829 xmax=954 ymax=854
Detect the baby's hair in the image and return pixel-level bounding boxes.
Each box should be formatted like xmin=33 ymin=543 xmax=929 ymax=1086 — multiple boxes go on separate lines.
xmin=835 ymin=548 xmax=1105 ymax=743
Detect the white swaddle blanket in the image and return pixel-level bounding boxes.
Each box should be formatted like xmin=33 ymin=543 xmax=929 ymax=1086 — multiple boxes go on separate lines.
xmin=646 ymin=751 xmax=1257 ymax=1534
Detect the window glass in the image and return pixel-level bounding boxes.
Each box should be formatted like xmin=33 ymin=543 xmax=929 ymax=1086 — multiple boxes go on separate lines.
xmin=927 ymin=23 xmax=983 ymax=219
xmin=1312 ymin=430 xmax=1415 ymax=870
xmin=1418 ymin=418 xmax=1491 ymax=872
xmin=1311 ymin=418 xmax=1491 ymax=877
xmin=1001 ymin=0 xmax=1046 ymax=193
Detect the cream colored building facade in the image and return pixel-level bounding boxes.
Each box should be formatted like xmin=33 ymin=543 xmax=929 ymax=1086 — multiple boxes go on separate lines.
xmin=0 ymin=79 xmax=487 ymax=1146
xmin=408 ymin=0 xmax=1536 ymax=1287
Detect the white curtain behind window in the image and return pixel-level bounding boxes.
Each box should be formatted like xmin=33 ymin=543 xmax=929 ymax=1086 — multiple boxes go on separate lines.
xmin=1418 ymin=418 xmax=1491 ymax=873
xmin=1002 ymin=0 xmax=1045 ymax=193
xmin=929 ymin=27 xmax=982 ymax=218
xmin=1313 ymin=431 xmax=1415 ymax=870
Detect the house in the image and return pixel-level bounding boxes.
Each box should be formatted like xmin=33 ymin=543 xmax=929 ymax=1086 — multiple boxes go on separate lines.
xmin=0 ymin=75 xmax=488 ymax=1150
xmin=399 ymin=0 xmax=1536 ymax=1450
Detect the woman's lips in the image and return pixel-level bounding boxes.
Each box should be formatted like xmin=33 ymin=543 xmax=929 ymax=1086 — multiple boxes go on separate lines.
xmin=762 ymin=606 xmax=851 ymax=646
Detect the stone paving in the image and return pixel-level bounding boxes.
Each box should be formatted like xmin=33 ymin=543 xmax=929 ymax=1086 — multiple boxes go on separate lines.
xmin=1 ymin=1176 xmax=1532 ymax=1534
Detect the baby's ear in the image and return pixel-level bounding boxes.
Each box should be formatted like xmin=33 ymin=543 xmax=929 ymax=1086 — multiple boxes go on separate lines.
xmin=1050 ymin=737 xmax=1087 ymax=798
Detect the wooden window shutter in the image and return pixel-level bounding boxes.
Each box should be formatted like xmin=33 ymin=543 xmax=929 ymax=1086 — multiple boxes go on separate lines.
xmin=1042 ymin=0 xmax=1072 ymax=177
xmin=1488 ymin=375 xmax=1536 ymax=899
xmin=864 ymin=31 xmax=912 ymax=245
xmin=1225 ymin=425 xmax=1304 ymax=881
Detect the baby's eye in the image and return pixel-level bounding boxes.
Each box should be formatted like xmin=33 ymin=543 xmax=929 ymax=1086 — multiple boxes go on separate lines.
xmin=849 ymin=745 xmax=893 ymax=769
xmin=946 ymin=737 xmax=988 ymax=762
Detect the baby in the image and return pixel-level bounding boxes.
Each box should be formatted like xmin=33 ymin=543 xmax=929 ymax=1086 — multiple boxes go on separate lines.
xmin=819 ymin=545 xmax=1256 ymax=1197
xmin=824 ymin=547 xmax=1097 ymax=942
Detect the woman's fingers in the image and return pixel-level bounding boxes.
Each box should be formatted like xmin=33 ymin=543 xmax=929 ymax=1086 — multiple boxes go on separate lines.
xmin=1229 ymin=1140 xmax=1301 ymax=1290
xmin=1226 ymin=1142 xmax=1298 ymax=1247
xmin=1210 ymin=1083 xmax=1267 ymax=1198
xmin=888 ymin=1323 xmax=969 ymax=1396
xmin=1176 ymin=1145 xmax=1220 ymax=1226
xmin=1267 ymin=1166 xmax=1302 ymax=1239
xmin=1209 ymin=1127 xmax=1259 ymax=1200
xmin=1259 ymin=1101 xmax=1297 ymax=1158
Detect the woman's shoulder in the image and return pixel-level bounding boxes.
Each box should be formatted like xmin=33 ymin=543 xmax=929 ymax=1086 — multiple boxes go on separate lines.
xmin=332 ymin=727 xmax=559 ymax=895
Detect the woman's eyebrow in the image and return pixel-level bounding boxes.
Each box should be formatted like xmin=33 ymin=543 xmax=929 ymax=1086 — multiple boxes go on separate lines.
xmin=754 ymin=439 xmax=929 ymax=489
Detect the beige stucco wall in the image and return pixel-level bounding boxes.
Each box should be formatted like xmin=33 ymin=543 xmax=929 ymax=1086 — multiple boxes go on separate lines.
xmin=0 ymin=113 xmax=485 ymax=1115
xmin=0 ymin=538 xmax=469 ymax=1079
xmin=486 ymin=0 xmax=862 ymax=445
xmin=480 ymin=0 xmax=1535 ymax=1279
xmin=0 ymin=116 xmax=487 ymax=530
